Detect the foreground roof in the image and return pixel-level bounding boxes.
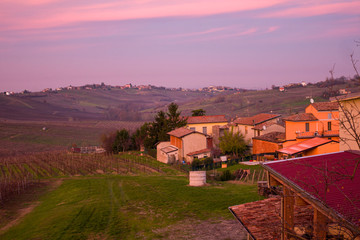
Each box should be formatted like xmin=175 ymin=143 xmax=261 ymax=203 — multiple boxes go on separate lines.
xmin=310 ymin=102 xmax=339 ymax=111
xmin=283 ymin=113 xmax=318 ymax=122
xmin=234 ymin=113 xmax=280 ymax=126
xmin=229 ymin=197 xmax=313 ymax=240
xmin=186 ymin=115 xmax=228 ymax=124
xmin=263 ymin=151 xmax=360 ymax=232
xmin=253 ymin=131 xmax=285 ymax=143
xmin=277 ymin=137 xmax=333 ymax=155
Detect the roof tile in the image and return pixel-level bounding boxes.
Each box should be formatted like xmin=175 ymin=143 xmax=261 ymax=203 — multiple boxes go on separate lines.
xmin=186 ymin=115 xmax=228 ymax=124
xmin=234 ymin=113 xmax=280 ymax=125
xmin=284 ymin=113 xmax=318 ymax=122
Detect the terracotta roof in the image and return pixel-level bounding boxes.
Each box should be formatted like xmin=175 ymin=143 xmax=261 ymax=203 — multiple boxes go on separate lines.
xmin=253 ymin=132 xmax=285 ymax=143
xmin=167 ymin=128 xmax=195 ymax=138
xmin=283 ymin=113 xmax=318 ymax=122
xmin=186 ymin=115 xmax=228 ymax=124
xmin=187 ymin=148 xmax=211 ymax=156
xmin=310 ymin=102 xmax=339 ymax=111
xmin=277 ymin=137 xmax=334 ymax=155
xmin=229 ymin=197 xmax=313 ymax=240
xmin=234 ymin=113 xmax=280 ymax=126
xmin=263 ymin=151 xmax=360 ymax=232
xmin=252 ymin=122 xmax=284 ymax=130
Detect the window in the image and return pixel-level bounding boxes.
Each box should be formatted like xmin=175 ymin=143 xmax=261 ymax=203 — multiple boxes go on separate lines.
xmin=328 ymin=113 xmax=332 ymax=119
xmin=190 ymin=127 xmax=195 ymax=131
xmin=245 ymin=126 xmax=248 ymax=134
xmin=305 ymin=123 xmax=309 ymax=132
xmin=328 ymin=121 xmax=331 ymax=131
xmin=202 ymin=127 xmax=207 ymax=134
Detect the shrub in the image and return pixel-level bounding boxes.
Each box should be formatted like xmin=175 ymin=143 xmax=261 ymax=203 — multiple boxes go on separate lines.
xmin=220 ymin=170 xmax=234 ymax=181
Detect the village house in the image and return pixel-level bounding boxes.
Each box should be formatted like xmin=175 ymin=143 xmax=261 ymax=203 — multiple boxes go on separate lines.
xmin=229 ymin=151 xmax=360 ymax=240
xmin=278 ymin=101 xmax=340 ymax=158
xmin=185 ymin=115 xmax=228 ymax=136
xmin=157 ymin=127 xmax=212 ymax=163
xmin=284 ymin=102 xmax=339 ymax=146
xmin=252 ymin=132 xmax=285 ymax=161
xmin=331 ymin=92 xmax=360 ymax=151
xmin=233 ymin=113 xmax=282 ymax=145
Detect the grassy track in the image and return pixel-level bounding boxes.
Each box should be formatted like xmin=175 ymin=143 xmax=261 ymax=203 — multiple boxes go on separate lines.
xmin=0 ymin=175 xmax=262 ymax=240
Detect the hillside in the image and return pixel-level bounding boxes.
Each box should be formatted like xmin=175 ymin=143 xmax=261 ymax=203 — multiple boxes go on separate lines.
xmin=0 ymin=88 xmax=220 ymax=121
xmin=3 ymin=82 xmax=359 ymax=122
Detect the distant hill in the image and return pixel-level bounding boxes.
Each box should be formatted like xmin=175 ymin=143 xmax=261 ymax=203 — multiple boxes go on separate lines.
xmin=1 ymin=78 xmax=359 ymax=121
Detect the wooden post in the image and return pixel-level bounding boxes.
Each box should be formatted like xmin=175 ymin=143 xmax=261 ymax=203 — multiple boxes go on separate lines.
xmin=283 ymin=186 xmax=294 ymax=240
xmin=313 ymin=209 xmax=327 ymax=240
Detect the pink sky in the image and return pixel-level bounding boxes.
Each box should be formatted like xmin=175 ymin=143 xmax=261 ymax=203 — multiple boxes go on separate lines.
xmin=0 ymin=0 xmax=359 ymax=91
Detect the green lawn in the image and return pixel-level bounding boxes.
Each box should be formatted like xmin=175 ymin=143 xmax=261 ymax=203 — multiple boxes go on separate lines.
xmin=0 ymin=175 xmax=262 ymax=240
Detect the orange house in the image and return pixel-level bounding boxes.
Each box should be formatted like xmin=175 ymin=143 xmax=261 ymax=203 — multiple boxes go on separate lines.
xmin=283 ymin=102 xmax=339 ymax=149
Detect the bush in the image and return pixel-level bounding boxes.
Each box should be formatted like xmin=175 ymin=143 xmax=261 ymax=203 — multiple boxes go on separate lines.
xmin=220 ymin=170 xmax=234 ymax=181
xmin=191 ymin=159 xmax=202 ymax=171
xmin=203 ymin=157 xmax=213 ymax=170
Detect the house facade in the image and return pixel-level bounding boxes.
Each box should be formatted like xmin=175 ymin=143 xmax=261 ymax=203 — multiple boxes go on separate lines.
xmin=165 ymin=127 xmax=211 ymax=163
xmin=284 ymin=102 xmax=339 ymax=147
xmin=186 ymin=115 xmax=228 ymax=136
xmin=331 ymin=93 xmax=360 ymax=151
xmin=233 ymin=113 xmax=281 ymax=144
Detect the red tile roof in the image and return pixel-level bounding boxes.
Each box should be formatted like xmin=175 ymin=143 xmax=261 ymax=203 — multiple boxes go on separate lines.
xmin=229 ymin=197 xmax=313 ymax=240
xmin=187 ymin=148 xmax=211 ymax=156
xmin=234 ymin=113 xmax=280 ymax=126
xmin=186 ymin=115 xmax=228 ymax=124
xmin=277 ymin=137 xmax=334 ymax=155
xmin=284 ymin=113 xmax=318 ymax=122
xmin=253 ymin=132 xmax=285 ymax=143
xmin=310 ymin=102 xmax=339 ymax=111
xmin=167 ymin=127 xmax=195 ymax=138
xmin=263 ymin=151 xmax=360 ymax=232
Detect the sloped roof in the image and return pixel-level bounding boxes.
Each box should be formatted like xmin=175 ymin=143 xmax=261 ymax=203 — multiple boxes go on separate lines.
xmin=310 ymin=102 xmax=339 ymax=111
xmin=160 ymin=145 xmax=178 ymax=154
xmin=187 ymin=148 xmax=211 ymax=156
xmin=253 ymin=132 xmax=285 ymax=143
xmin=252 ymin=121 xmax=284 ymax=131
xmin=234 ymin=113 xmax=280 ymax=126
xmin=283 ymin=113 xmax=318 ymax=122
xmin=263 ymin=151 xmax=360 ymax=233
xmin=167 ymin=127 xmax=195 ymax=138
xmin=229 ymin=197 xmax=314 ymax=240
xmin=277 ymin=137 xmax=333 ymax=155
xmin=186 ymin=115 xmax=228 ymax=124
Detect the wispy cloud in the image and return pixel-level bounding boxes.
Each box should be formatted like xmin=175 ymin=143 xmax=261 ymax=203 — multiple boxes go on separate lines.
xmin=261 ymin=1 xmax=360 ymax=18
xmin=163 ymin=27 xmax=229 ymax=39
xmin=265 ymin=26 xmax=279 ymax=33
xmin=1 ymin=0 xmax=286 ymax=30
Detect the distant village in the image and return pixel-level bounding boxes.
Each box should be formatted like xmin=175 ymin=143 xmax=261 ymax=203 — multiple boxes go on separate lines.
xmin=1 ymin=75 xmax=355 ymax=96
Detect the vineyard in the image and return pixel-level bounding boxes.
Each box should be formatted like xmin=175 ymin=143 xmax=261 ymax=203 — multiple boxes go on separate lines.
xmin=0 ymin=151 xmax=182 ymax=203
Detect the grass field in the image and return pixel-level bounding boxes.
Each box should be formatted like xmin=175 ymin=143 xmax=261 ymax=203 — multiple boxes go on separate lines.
xmin=0 ymin=175 xmax=262 ymax=240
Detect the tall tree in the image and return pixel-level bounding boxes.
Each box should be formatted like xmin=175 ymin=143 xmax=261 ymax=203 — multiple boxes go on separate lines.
xmin=192 ymin=109 xmax=206 ymax=116
xmin=167 ymin=102 xmax=187 ymax=130
xmin=113 ymin=129 xmax=131 ymax=153
xmin=143 ymin=103 xmax=187 ymax=149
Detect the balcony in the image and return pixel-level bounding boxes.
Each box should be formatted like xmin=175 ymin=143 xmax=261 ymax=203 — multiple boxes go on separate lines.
xmin=296 ymin=130 xmax=339 ymax=139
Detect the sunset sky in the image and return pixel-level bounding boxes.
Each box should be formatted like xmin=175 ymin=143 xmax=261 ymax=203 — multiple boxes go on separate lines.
xmin=1 ymin=0 xmax=359 ymax=92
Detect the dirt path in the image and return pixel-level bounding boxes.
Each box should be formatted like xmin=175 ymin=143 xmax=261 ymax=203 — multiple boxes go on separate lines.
xmin=0 ymin=179 xmax=63 ymax=233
